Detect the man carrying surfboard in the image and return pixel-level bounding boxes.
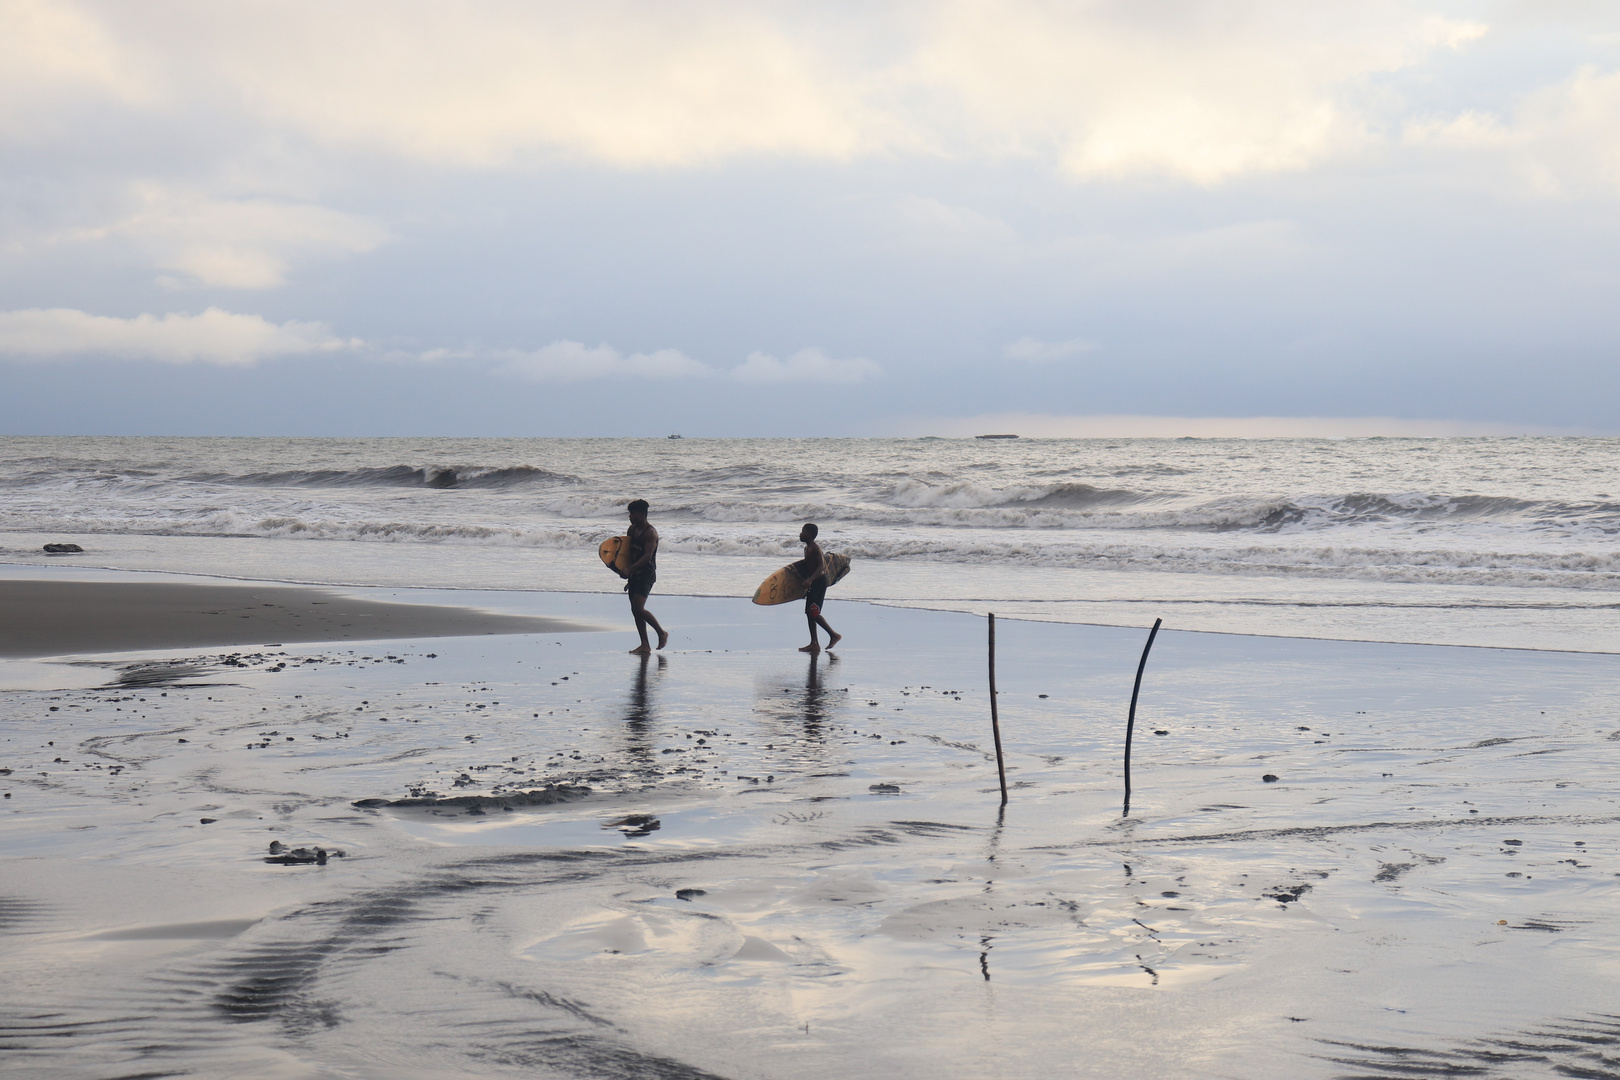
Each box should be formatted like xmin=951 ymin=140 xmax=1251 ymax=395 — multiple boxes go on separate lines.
xmin=621 ymin=499 xmax=668 ymax=654
xmin=796 ymin=523 xmax=841 ymax=653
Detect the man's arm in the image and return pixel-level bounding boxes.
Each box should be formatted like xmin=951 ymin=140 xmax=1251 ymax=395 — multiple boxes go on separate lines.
xmin=624 ymin=526 xmax=659 ymax=575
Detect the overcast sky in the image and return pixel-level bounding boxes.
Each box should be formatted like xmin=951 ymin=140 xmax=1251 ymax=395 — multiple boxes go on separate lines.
xmin=2 ymin=0 xmax=1618 ymax=437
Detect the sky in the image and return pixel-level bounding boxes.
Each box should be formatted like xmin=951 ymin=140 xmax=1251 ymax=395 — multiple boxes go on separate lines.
xmin=2 ymin=0 xmax=1619 ymax=437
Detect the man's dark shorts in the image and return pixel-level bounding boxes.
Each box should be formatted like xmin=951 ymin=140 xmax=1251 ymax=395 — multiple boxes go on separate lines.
xmin=804 ymin=580 xmax=827 ymax=615
xmin=626 ymin=570 xmax=656 ymax=597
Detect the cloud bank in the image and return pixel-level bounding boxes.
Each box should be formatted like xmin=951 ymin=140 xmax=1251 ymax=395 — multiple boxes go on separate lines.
xmin=0 ymin=307 xmax=356 ymax=366
xmin=493 ymin=341 xmax=713 ymax=383
xmin=732 ymin=349 xmax=882 ymax=384
xmin=7 ymin=1 xmax=1504 ymax=182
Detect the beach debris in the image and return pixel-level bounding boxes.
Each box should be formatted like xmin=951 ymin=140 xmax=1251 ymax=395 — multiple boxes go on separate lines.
xmin=869 ymin=782 xmax=901 ymax=795
xmin=604 ymin=813 xmax=660 ymax=837
xmin=1262 ymin=774 xmax=1280 ymax=783
xmin=265 ymin=840 xmax=345 ymax=865
xmin=675 ymin=888 xmax=706 ymax=901
xmin=1263 ymin=884 xmax=1312 ymax=905
xmin=199 ymin=818 xmax=216 ymax=824
xmin=42 ymin=543 xmax=84 ymax=554
xmin=351 ymin=783 xmax=591 ymax=811
xmin=1153 ymin=729 xmax=1169 ymax=736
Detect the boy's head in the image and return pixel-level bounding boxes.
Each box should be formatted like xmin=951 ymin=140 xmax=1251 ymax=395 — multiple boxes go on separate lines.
xmin=799 ymin=522 xmax=819 ymax=542
xmin=628 ymin=499 xmax=649 ymax=521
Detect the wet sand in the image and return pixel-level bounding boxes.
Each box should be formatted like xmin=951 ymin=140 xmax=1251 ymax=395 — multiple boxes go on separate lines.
xmin=3 ymin=585 xmax=1620 ymax=1078
xmin=0 ymin=579 xmax=595 ymax=658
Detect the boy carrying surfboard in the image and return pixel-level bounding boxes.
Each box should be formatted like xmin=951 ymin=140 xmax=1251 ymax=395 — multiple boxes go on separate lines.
xmin=621 ymin=500 xmax=668 ymax=654
xmin=796 ymin=523 xmax=841 ymax=653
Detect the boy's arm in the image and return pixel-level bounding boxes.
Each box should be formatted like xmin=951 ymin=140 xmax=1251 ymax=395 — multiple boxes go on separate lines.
xmin=802 ymin=540 xmax=825 ymax=583
xmin=625 ymin=526 xmax=659 ymax=575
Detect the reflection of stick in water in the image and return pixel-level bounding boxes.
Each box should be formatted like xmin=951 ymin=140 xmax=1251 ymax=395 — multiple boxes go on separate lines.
xmin=988 ymin=613 xmax=1008 ymax=805
xmin=1122 ymin=618 xmax=1163 ymax=817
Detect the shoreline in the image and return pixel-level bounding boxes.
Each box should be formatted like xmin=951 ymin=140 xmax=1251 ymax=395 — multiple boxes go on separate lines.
xmin=4 ymin=559 xmax=1617 ymax=659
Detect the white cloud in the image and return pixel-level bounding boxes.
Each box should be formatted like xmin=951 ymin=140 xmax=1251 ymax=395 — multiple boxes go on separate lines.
xmin=0 ymin=0 xmax=156 ymax=137
xmin=1002 ymin=337 xmax=1099 ymax=362
xmin=0 ymin=307 xmax=358 ymax=366
xmin=895 ymin=195 xmax=1018 ymax=247
xmin=139 ymin=2 xmax=881 ymax=169
xmin=892 ymin=413 xmax=1586 ymax=438
xmin=66 ymin=188 xmax=390 ymax=288
xmin=731 ymin=348 xmax=883 ymax=384
xmin=9 ymin=2 xmax=1491 ymax=182
xmin=493 ymin=340 xmax=714 ymax=383
xmin=1405 ymin=65 xmax=1620 ymax=196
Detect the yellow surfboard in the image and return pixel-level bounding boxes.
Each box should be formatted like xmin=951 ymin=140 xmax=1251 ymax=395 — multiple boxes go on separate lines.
xmin=598 ymin=536 xmax=634 ymax=575
xmin=752 ymin=553 xmax=850 ymax=606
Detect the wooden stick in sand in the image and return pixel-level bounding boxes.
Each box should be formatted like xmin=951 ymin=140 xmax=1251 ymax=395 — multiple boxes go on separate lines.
xmin=1122 ymin=617 xmax=1163 ymax=817
xmin=988 ymin=613 xmax=1008 ymax=805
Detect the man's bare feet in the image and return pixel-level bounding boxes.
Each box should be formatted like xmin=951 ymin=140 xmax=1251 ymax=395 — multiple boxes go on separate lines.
xmin=825 ymin=632 xmax=842 ymax=649
xmin=656 ymin=629 xmax=670 ymax=650
xmin=629 ymin=644 xmax=651 ymax=655
xmin=799 ymin=642 xmax=821 ymax=653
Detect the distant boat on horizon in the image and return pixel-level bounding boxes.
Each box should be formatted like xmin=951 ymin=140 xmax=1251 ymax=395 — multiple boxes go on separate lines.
xmin=667 ymin=434 xmax=683 ymax=439
xmin=975 ymin=433 xmax=1019 ymax=439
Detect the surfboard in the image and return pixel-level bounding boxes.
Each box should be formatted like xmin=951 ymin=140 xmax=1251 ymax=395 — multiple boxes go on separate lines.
xmin=752 ymin=552 xmax=850 ymax=606
xmin=598 ymin=536 xmax=634 ymax=575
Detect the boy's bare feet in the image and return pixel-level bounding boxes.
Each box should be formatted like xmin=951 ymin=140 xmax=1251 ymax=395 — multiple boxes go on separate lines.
xmin=629 ymin=644 xmax=651 ymax=655
xmin=826 ymin=632 xmax=842 ymax=649
xmin=656 ymin=629 xmax=670 ymax=650
xmin=799 ymin=642 xmax=821 ymax=653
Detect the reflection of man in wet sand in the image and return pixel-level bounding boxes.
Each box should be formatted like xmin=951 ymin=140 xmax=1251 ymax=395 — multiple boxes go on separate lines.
xmin=796 ymin=523 xmax=841 ymax=653
xmin=619 ymin=500 xmax=668 ymax=654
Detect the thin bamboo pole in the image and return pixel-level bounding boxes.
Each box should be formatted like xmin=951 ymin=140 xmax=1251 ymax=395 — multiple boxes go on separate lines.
xmin=1122 ymin=618 xmax=1162 ymax=817
xmin=988 ymin=613 xmax=1008 ymax=805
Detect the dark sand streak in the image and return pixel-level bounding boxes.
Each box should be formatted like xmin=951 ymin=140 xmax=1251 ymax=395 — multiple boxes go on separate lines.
xmin=0 ymin=579 xmax=598 ymax=658
xmin=1061 ymin=812 xmax=1620 ymax=848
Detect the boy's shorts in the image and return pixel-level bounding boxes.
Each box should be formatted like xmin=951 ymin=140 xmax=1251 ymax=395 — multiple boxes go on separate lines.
xmin=626 ymin=569 xmax=656 ymax=597
xmin=804 ymin=580 xmax=827 ymax=615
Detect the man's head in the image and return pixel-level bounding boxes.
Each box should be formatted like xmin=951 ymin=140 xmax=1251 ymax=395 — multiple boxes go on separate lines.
xmin=628 ymin=499 xmax=649 ymax=522
xmin=799 ymin=522 xmax=819 ymax=543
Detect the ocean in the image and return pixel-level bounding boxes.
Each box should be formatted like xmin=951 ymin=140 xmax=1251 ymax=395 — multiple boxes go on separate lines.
xmin=3 ymin=435 xmax=1618 ymax=651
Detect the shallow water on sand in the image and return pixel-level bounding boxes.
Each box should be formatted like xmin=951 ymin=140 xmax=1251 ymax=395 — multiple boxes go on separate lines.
xmin=4 ymin=592 xmax=1620 ymax=1077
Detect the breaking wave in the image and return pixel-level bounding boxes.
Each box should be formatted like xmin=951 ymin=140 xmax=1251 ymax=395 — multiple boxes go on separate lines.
xmin=5 ymin=436 xmax=1620 ymax=599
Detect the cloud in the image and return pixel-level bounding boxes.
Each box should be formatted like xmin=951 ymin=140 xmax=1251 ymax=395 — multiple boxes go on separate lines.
xmin=10 ymin=2 xmax=1489 ymax=182
xmin=0 ymin=0 xmax=156 ymax=137
xmin=493 ymin=340 xmax=714 ymax=383
xmin=891 ymin=413 xmax=1587 ymax=439
xmin=908 ymin=4 xmax=1487 ymax=183
xmin=0 ymin=307 xmax=358 ymax=366
xmin=895 ymin=196 xmax=1018 ymax=248
xmin=139 ymin=2 xmax=882 ymax=169
xmin=67 ymin=188 xmax=390 ymax=288
xmin=1002 ymin=337 xmax=1099 ymax=362
xmin=731 ymin=348 xmax=883 ymax=384
xmin=1404 ymin=65 xmax=1620 ymax=196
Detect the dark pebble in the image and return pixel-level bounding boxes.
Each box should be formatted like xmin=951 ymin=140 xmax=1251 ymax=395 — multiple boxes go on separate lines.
xmin=1262 ymin=774 xmax=1280 ymax=783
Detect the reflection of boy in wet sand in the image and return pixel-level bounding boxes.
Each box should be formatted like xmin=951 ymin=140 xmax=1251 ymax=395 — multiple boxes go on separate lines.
xmin=620 ymin=500 xmax=668 ymax=654
xmin=796 ymin=523 xmax=841 ymax=653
